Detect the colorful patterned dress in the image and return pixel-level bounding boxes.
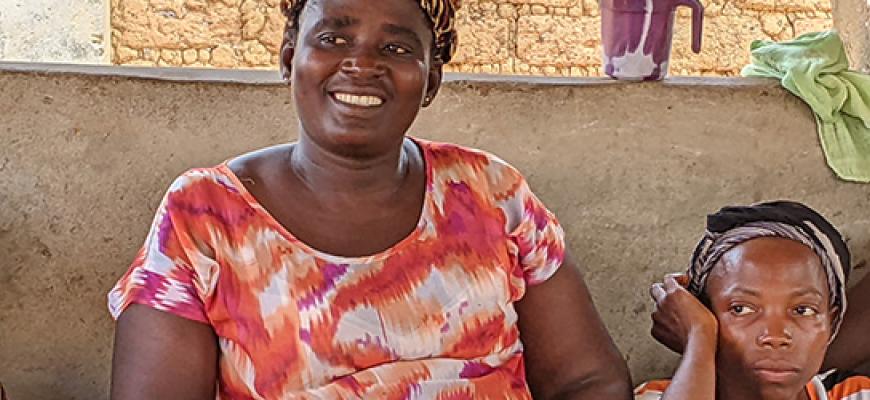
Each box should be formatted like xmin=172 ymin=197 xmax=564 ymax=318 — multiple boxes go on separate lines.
xmin=108 ymin=138 xmax=566 ymax=399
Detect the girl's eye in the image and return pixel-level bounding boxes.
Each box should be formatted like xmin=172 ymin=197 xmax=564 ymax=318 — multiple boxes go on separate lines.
xmin=385 ymin=44 xmax=410 ymax=54
xmin=730 ymin=304 xmax=756 ymax=316
xmin=794 ymin=305 xmax=818 ymax=316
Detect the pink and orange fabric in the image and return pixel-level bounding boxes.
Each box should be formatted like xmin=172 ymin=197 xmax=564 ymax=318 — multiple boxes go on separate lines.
xmin=109 ymin=139 xmax=565 ymax=399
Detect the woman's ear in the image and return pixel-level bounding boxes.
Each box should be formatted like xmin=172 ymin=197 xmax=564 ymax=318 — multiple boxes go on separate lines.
xmin=280 ymin=28 xmax=296 ymax=83
xmin=422 ymin=60 xmax=444 ymax=107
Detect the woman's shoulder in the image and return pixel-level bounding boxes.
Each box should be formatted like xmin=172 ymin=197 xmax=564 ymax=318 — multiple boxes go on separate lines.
xmin=224 ymin=143 xmax=290 ymax=181
xmin=417 ymin=138 xmax=513 ymax=166
xmin=168 ymin=144 xmax=292 ymax=199
xmin=156 ymin=163 xmax=254 ymax=228
xmin=415 ymin=138 xmax=525 ymax=183
xmin=163 ymin=165 xmax=240 ymax=200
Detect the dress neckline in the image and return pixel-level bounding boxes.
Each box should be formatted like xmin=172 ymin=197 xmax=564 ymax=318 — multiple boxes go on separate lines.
xmin=218 ymin=137 xmax=434 ymax=264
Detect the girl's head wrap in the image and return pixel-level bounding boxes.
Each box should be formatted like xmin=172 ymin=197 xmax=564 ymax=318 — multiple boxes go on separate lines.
xmin=686 ymin=201 xmax=851 ymax=339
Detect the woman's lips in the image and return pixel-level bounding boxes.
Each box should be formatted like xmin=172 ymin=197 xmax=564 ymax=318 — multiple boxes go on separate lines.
xmin=332 ymin=92 xmax=384 ymax=107
xmin=752 ymin=363 xmax=802 ymax=384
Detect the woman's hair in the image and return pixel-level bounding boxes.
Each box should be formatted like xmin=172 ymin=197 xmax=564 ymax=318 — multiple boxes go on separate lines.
xmin=279 ymin=0 xmax=460 ymax=63
xmin=685 ymin=200 xmax=851 ymax=338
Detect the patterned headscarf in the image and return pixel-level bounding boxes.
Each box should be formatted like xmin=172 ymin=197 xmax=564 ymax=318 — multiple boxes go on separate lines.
xmin=281 ymin=0 xmax=461 ymax=63
xmin=686 ymin=201 xmax=851 ymax=339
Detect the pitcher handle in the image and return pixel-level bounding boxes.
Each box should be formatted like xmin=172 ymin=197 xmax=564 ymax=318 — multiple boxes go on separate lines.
xmin=676 ymin=0 xmax=704 ymax=53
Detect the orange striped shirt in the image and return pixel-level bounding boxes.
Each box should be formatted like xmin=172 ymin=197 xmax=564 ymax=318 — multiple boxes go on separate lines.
xmin=635 ymin=371 xmax=870 ymax=400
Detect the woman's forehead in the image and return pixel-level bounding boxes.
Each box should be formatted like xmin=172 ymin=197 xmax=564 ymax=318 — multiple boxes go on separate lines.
xmin=286 ymin=0 xmax=460 ymax=61
xmin=299 ymin=0 xmax=432 ymax=32
xmin=709 ymin=238 xmax=830 ymax=297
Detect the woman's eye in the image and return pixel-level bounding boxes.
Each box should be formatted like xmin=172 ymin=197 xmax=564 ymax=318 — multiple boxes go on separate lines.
xmin=385 ymin=44 xmax=410 ymax=54
xmin=794 ymin=305 xmax=818 ymax=316
xmin=730 ymin=305 xmax=755 ymax=316
xmin=320 ymin=35 xmax=348 ymax=45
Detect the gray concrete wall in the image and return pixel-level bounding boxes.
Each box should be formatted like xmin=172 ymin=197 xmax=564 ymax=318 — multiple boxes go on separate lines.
xmin=1 ymin=64 xmax=868 ymax=399
xmin=0 ymin=1 xmax=108 ymax=64
xmin=833 ymin=0 xmax=870 ymax=72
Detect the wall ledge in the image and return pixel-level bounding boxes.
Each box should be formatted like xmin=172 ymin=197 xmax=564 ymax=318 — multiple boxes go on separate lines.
xmin=0 ymin=61 xmax=781 ymax=89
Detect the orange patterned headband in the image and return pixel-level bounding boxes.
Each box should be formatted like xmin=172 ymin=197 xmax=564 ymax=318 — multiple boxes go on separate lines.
xmin=281 ymin=0 xmax=460 ymax=62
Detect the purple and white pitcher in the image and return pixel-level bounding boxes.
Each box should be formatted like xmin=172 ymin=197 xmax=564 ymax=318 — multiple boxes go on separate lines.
xmin=601 ymin=0 xmax=704 ymax=80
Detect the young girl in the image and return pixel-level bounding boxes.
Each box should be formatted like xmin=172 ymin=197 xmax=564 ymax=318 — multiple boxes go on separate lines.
xmin=640 ymin=201 xmax=870 ymax=400
xmin=107 ymin=0 xmax=632 ymax=398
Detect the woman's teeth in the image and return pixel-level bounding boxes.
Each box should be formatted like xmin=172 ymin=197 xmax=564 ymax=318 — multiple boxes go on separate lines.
xmin=334 ymin=93 xmax=384 ymax=107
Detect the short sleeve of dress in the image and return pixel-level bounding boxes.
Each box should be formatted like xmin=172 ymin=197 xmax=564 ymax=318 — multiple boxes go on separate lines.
xmin=499 ymin=169 xmax=566 ymax=286
xmin=633 ymin=380 xmax=669 ymax=400
xmin=107 ymin=173 xmax=215 ymax=323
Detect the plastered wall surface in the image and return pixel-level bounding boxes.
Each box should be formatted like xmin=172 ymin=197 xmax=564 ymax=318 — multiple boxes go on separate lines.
xmin=833 ymin=0 xmax=870 ymax=71
xmin=1 ymin=65 xmax=869 ymax=399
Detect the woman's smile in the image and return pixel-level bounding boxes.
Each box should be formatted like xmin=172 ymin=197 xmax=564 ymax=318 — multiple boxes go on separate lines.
xmin=332 ymin=92 xmax=385 ymax=107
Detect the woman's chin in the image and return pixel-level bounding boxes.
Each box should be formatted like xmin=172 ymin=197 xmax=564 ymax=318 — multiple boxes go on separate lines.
xmin=317 ymin=131 xmax=401 ymax=157
xmin=756 ymin=381 xmax=809 ymax=400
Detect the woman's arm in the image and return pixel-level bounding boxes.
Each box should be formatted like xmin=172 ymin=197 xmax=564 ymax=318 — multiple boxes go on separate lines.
xmin=823 ymin=272 xmax=870 ymax=371
xmin=110 ymin=305 xmax=218 ymax=400
xmin=650 ymin=276 xmax=718 ymax=400
xmin=516 ymin=253 xmax=633 ymax=400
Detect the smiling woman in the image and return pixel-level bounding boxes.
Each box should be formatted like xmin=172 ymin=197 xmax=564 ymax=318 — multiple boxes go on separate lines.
xmin=105 ymin=0 xmax=632 ymax=399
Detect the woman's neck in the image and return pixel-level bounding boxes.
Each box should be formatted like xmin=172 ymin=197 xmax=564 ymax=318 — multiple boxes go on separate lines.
xmin=289 ymin=135 xmax=413 ymax=196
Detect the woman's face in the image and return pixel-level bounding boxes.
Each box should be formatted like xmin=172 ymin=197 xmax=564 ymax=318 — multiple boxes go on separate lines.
xmin=705 ymin=237 xmax=834 ymax=400
xmin=283 ymin=0 xmax=441 ymax=156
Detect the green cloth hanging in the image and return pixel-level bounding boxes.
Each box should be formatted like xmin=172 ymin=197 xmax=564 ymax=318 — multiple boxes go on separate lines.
xmin=742 ymin=30 xmax=870 ymax=183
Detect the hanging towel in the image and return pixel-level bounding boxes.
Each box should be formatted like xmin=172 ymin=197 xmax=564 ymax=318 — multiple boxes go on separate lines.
xmin=742 ymin=30 xmax=870 ymax=182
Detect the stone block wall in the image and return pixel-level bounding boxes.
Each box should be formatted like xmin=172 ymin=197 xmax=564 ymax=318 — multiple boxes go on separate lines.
xmin=110 ymin=0 xmax=833 ymax=76
xmin=0 ymin=0 xmax=108 ymax=64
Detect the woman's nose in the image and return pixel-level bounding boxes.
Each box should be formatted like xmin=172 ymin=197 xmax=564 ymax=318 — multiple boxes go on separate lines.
xmin=341 ymin=50 xmax=386 ymax=78
xmin=757 ymin=318 xmax=794 ymax=348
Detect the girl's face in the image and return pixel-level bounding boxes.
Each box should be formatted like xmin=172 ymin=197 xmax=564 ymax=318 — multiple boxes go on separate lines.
xmin=283 ymin=0 xmax=442 ymax=156
xmin=706 ymin=237 xmax=834 ymax=400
